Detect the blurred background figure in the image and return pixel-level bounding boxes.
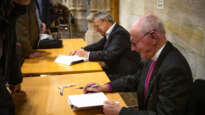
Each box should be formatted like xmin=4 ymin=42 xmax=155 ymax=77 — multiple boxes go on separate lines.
xmin=16 ymin=0 xmax=43 ymax=66
xmin=0 ymin=0 xmax=30 ymax=114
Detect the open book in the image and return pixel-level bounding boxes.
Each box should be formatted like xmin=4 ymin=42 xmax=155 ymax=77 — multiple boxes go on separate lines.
xmin=55 ymin=55 xmax=86 ymax=66
xmin=68 ymin=92 xmax=108 ymax=111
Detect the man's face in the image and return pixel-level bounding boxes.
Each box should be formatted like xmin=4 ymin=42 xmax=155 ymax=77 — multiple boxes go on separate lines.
xmin=93 ymin=18 xmax=109 ymax=36
xmin=130 ymin=27 xmax=156 ymax=59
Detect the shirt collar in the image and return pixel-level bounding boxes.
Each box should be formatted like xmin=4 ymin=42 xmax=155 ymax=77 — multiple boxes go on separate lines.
xmin=152 ymin=42 xmax=167 ymax=61
xmin=105 ymin=23 xmax=116 ymax=40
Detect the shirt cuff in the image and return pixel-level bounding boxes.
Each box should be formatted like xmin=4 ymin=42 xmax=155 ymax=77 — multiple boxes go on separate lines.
xmin=106 ymin=83 xmax=112 ymax=92
xmin=85 ymin=51 xmax=90 ymax=61
xmin=81 ymin=47 xmax=89 ymax=61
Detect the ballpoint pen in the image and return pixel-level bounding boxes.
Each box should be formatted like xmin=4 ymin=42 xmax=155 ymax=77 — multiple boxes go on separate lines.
xmin=76 ymin=84 xmax=99 ymax=89
xmin=90 ymin=84 xmax=99 ymax=88
xmin=76 ymin=86 xmax=84 ymax=89
xmin=58 ymin=84 xmax=75 ymax=96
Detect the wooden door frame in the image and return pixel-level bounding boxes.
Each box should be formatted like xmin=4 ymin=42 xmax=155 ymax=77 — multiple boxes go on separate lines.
xmin=110 ymin=0 xmax=119 ymax=23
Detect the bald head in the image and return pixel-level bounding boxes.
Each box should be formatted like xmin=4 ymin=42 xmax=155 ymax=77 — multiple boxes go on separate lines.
xmin=130 ymin=14 xmax=167 ymax=59
xmin=131 ymin=14 xmax=165 ymax=36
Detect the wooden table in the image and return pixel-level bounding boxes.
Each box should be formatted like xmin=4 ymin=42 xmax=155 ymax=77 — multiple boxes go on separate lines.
xmin=14 ymin=72 xmax=126 ymax=115
xmin=22 ymin=39 xmax=102 ymax=76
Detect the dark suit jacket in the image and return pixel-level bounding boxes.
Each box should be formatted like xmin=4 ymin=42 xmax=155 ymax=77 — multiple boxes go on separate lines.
xmin=109 ymin=42 xmax=193 ymax=115
xmin=0 ymin=3 xmax=24 ymax=85
xmin=0 ymin=2 xmax=25 ymax=115
xmin=84 ymin=24 xmax=141 ymax=79
xmin=16 ymin=0 xmax=40 ymax=59
xmin=41 ymin=0 xmax=52 ymax=29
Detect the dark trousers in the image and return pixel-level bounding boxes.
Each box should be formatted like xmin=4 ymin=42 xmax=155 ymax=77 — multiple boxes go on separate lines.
xmin=0 ymin=83 xmax=15 ymax=115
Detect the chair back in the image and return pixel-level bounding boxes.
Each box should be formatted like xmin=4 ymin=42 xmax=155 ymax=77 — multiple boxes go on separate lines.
xmin=186 ymin=79 xmax=205 ymax=115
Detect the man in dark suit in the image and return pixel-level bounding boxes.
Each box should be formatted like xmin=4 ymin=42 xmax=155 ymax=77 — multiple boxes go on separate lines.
xmin=40 ymin=0 xmax=53 ymax=30
xmin=0 ymin=0 xmax=30 ymax=114
xmin=84 ymin=14 xmax=193 ymax=115
xmin=70 ymin=11 xmax=140 ymax=80
xmin=16 ymin=0 xmax=43 ymax=65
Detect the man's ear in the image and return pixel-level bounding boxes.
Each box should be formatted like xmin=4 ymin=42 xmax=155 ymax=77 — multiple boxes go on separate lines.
xmin=150 ymin=31 xmax=159 ymax=45
xmin=103 ymin=18 xmax=109 ymax=23
xmin=150 ymin=31 xmax=159 ymax=40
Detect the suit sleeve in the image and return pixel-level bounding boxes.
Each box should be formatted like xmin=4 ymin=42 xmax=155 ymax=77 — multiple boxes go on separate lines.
xmin=7 ymin=45 xmax=22 ymax=85
xmin=6 ymin=3 xmax=25 ymax=85
xmin=0 ymin=16 xmax=8 ymax=36
xmin=83 ymin=37 xmax=106 ymax=51
xmin=109 ymin=62 xmax=143 ymax=92
xmin=5 ymin=24 xmax=22 ymax=85
xmin=88 ymin=31 xmax=130 ymax=61
xmin=119 ymin=66 xmax=193 ymax=115
xmin=16 ymin=14 xmax=33 ymax=58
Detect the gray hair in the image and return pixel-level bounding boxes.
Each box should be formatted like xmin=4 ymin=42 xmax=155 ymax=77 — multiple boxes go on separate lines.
xmin=140 ymin=14 xmax=166 ymax=35
xmin=92 ymin=11 xmax=114 ymax=23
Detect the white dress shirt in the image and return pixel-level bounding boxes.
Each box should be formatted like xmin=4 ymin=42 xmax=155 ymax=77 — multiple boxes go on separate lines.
xmin=152 ymin=42 xmax=167 ymax=61
xmin=105 ymin=23 xmax=116 ymax=40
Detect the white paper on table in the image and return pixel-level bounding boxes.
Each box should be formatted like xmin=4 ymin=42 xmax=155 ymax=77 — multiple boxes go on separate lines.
xmin=55 ymin=55 xmax=86 ymax=66
xmin=67 ymin=92 xmax=108 ymax=111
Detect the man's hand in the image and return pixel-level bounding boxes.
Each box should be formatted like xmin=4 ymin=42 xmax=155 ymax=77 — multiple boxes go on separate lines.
xmin=41 ymin=23 xmax=47 ymax=33
xmin=75 ymin=49 xmax=89 ymax=58
xmin=103 ymin=100 xmax=122 ymax=115
xmin=69 ymin=50 xmax=77 ymax=56
xmin=29 ymin=52 xmax=43 ymax=58
xmin=70 ymin=49 xmax=89 ymax=58
xmin=6 ymin=83 xmax=21 ymax=94
xmin=83 ymin=82 xmax=109 ymax=93
xmin=12 ymin=0 xmax=30 ymax=5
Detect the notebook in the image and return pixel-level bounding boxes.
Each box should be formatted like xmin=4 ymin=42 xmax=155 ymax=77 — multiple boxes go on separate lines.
xmin=68 ymin=92 xmax=108 ymax=111
xmin=55 ymin=55 xmax=86 ymax=65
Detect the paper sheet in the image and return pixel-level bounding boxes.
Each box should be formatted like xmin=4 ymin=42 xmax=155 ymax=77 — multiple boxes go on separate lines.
xmin=55 ymin=55 xmax=86 ymax=66
xmin=68 ymin=92 xmax=108 ymax=110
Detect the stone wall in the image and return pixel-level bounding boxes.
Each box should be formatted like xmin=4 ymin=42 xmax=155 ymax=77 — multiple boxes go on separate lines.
xmin=61 ymin=0 xmax=110 ymax=44
xmin=84 ymin=0 xmax=110 ymax=45
xmin=120 ymin=0 xmax=205 ymax=79
xmin=60 ymin=0 xmax=88 ymax=38
xmin=119 ymin=0 xmax=144 ymax=30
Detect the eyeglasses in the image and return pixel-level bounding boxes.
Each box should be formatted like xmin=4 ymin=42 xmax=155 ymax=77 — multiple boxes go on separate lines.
xmin=131 ymin=30 xmax=155 ymax=47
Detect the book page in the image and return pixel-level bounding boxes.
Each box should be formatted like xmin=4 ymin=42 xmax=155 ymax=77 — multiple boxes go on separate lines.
xmin=68 ymin=92 xmax=108 ymax=110
xmin=55 ymin=55 xmax=86 ymax=65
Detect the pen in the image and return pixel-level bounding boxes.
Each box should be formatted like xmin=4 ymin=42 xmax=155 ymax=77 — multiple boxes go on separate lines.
xmin=58 ymin=84 xmax=75 ymax=96
xmin=90 ymin=84 xmax=99 ymax=88
xmin=58 ymin=84 xmax=75 ymax=89
xmin=62 ymin=84 xmax=75 ymax=88
xmin=76 ymin=84 xmax=99 ymax=89
xmin=114 ymin=101 xmax=120 ymax=104
xmin=76 ymin=86 xmax=84 ymax=89
xmin=127 ymin=105 xmax=138 ymax=108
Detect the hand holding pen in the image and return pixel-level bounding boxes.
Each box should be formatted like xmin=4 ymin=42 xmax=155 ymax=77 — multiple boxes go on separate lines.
xmin=83 ymin=82 xmax=111 ymax=93
xmin=83 ymin=82 xmax=100 ymax=93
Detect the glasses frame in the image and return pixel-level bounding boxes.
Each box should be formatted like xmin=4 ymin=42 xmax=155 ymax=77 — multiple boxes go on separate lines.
xmin=131 ymin=30 xmax=155 ymax=47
